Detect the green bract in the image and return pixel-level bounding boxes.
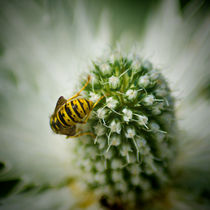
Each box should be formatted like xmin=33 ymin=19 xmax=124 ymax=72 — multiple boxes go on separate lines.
xmin=72 ymin=53 xmax=177 ymax=208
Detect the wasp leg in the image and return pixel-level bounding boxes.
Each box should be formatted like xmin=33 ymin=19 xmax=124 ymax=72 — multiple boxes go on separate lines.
xmin=66 ymin=132 xmax=96 ymax=138
xmin=67 ymin=75 xmax=91 ymax=102
xmin=80 ymin=96 xmax=105 ymax=124
xmin=92 ymin=95 xmax=105 ymax=109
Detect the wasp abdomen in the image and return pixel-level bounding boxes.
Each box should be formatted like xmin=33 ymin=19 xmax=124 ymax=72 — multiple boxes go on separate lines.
xmin=57 ymin=98 xmax=93 ymax=127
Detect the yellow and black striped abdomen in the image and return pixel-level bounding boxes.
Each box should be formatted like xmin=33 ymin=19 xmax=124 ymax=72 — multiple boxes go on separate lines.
xmin=57 ymin=98 xmax=93 ymax=126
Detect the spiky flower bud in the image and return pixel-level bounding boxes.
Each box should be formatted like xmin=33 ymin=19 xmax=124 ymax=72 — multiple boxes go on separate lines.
xmin=72 ymin=53 xmax=177 ymax=208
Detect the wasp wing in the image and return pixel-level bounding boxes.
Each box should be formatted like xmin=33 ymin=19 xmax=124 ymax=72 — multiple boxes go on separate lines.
xmin=54 ymin=96 xmax=67 ymax=113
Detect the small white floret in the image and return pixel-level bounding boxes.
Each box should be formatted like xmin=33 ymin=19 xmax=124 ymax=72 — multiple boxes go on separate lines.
xmin=136 ymin=136 xmax=146 ymax=147
xmin=155 ymin=89 xmax=167 ymax=97
xmin=120 ymin=145 xmax=132 ymax=162
xmin=86 ymin=147 xmax=98 ymax=159
xmin=94 ymin=173 xmax=106 ymax=184
xmin=144 ymin=156 xmax=157 ymax=174
xmin=143 ymin=94 xmax=155 ymax=105
xmin=131 ymin=176 xmax=141 ymax=186
xmin=110 ymin=135 xmax=121 ymax=146
xmin=138 ymin=75 xmax=150 ymax=87
xmin=100 ymin=63 xmax=110 ymax=74
xmin=139 ymin=146 xmax=150 ymax=155
xmin=89 ymin=92 xmax=100 ymax=102
xmin=112 ymin=171 xmax=123 ymax=182
xmin=110 ymin=54 xmax=115 ymax=64
xmin=130 ymin=164 xmax=141 ymax=175
xmin=111 ymin=159 xmax=122 ymax=169
xmin=125 ymin=128 xmax=136 ymax=139
xmin=95 ymin=162 xmax=105 ymax=172
xmin=120 ymin=145 xmax=132 ymax=157
xmin=109 ymin=120 xmax=121 ymax=134
xmin=97 ymin=137 xmax=106 ymax=149
xmin=152 ymin=106 xmax=161 ymax=115
xmin=132 ymin=59 xmax=141 ymax=70
xmin=94 ymin=124 xmax=106 ymax=136
xmin=150 ymin=122 xmax=160 ymax=132
xmin=155 ymin=84 xmax=167 ymax=97
xmin=137 ymin=115 xmax=148 ymax=126
xmin=122 ymin=108 xmax=133 ymax=122
xmin=115 ymin=182 xmax=127 ymax=193
xmin=109 ymin=76 xmax=120 ymax=89
xmin=155 ymin=133 xmax=165 ymax=142
xmin=142 ymin=60 xmax=152 ymax=70
xmin=106 ymin=97 xmax=118 ymax=109
xmin=129 ymin=154 xmax=137 ymax=163
xmin=97 ymin=108 xmax=107 ymax=119
xmin=104 ymin=150 xmax=113 ymax=159
xmin=150 ymin=69 xmax=159 ymax=80
xmin=82 ymin=159 xmax=92 ymax=172
xmin=126 ymin=89 xmax=138 ymax=100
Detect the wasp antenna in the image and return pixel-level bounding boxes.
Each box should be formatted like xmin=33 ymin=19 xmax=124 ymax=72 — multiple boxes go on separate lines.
xmin=87 ymin=75 xmax=91 ymax=82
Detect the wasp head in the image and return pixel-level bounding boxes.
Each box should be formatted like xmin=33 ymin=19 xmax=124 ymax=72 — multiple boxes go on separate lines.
xmin=50 ymin=115 xmax=60 ymax=134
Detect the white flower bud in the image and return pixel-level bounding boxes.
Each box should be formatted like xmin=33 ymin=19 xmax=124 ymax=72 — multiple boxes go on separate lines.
xmin=155 ymin=84 xmax=167 ymax=97
xmin=150 ymin=122 xmax=160 ymax=132
xmin=100 ymin=63 xmax=110 ymax=75
xmin=131 ymin=175 xmax=141 ymax=186
xmin=95 ymin=161 xmax=105 ymax=172
xmin=109 ymin=76 xmax=120 ymax=89
xmin=149 ymin=69 xmax=160 ymax=80
xmin=106 ymin=97 xmax=118 ymax=109
xmin=115 ymin=182 xmax=127 ymax=192
xmin=143 ymin=94 xmax=155 ymax=105
xmin=130 ymin=164 xmax=141 ymax=175
xmin=82 ymin=159 xmax=92 ymax=172
xmin=155 ymin=133 xmax=165 ymax=142
xmin=110 ymin=120 xmax=121 ymax=134
xmin=137 ymin=115 xmax=148 ymax=126
xmin=138 ymin=75 xmax=150 ymax=87
xmin=122 ymin=108 xmax=133 ymax=122
xmin=94 ymin=173 xmax=106 ymax=184
xmin=155 ymin=88 xmax=167 ymax=97
xmin=110 ymin=135 xmax=121 ymax=146
xmin=120 ymin=145 xmax=132 ymax=157
xmin=126 ymin=89 xmax=138 ymax=100
xmin=142 ymin=60 xmax=152 ymax=70
xmin=89 ymin=92 xmax=100 ymax=102
xmin=131 ymin=59 xmax=141 ymax=70
xmin=111 ymin=159 xmax=122 ymax=169
xmin=110 ymin=54 xmax=115 ymax=64
xmin=97 ymin=108 xmax=107 ymax=119
xmin=112 ymin=170 xmax=123 ymax=182
xmin=94 ymin=124 xmax=106 ymax=136
xmin=125 ymin=128 xmax=136 ymax=139
xmin=98 ymin=138 xmax=106 ymax=149
xmin=104 ymin=150 xmax=113 ymax=159
xmin=136 ymin=136 xmax=147 ymax=147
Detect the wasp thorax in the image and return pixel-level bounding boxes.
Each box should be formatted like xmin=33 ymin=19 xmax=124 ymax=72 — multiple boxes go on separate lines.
xmin=72 ymin=53 xmax=177 ymax=208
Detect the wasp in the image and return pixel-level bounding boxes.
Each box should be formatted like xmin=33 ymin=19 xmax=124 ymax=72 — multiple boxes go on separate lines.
xmin=50 ymin=75 xmax=104 ymax=138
